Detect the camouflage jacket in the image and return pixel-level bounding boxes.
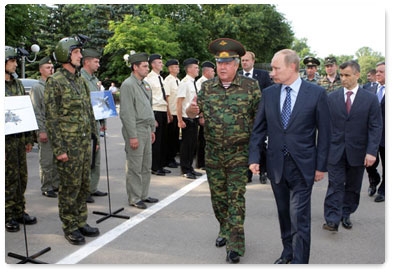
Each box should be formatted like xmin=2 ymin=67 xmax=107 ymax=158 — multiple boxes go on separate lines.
xmin=198 ymin=74 xmax=261 ymax=147
xmin=44 ymin=67 xmax=98 ymax=156
xmin=318 ymin=73 xmax=342 ymax=93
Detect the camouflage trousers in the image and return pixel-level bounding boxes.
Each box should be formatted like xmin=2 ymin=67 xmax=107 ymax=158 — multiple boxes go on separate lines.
xmin=38 ymin=139 xmax=60 ymax=192
xmin=205 ymin=142 xmax=249 ymax=256
xmin=56 ymin=135 xmax=91 ymax=234
xmin=5 ymin=135 xmax=28 ymax=222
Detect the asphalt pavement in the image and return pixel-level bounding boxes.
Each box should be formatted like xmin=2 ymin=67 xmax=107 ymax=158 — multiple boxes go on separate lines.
xmin=3 ymin=110 xmax=387 ymax=269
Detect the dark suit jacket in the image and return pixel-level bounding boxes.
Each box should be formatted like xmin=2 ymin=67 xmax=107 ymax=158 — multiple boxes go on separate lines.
xmin=239 ymin=69 xmax=272 ymax=92
xmin=380 ymin=94 xmax=385 ymax=147
xmin=362 ymin=81 xmax=378 ymax=92
xmin=327 ymin=87 xmax=382 ymax=166
xmin=249 ymin=80 xmax=331 ymax=185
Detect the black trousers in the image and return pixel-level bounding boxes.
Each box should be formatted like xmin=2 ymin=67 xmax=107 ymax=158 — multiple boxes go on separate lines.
xmin=196 ymin=123 xmax=205 ymax=168
xmin=180 ymin=118 xmax=198 ymax=174
xmin=152 ymin=111 xmax=168 ymax=171
xmin=366 ymin=145 xmax=385 ymax=195
xmin=166 ymin=115 xmax=180 ymax=165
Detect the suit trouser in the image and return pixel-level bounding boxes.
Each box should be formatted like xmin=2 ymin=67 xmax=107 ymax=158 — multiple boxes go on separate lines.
xmin=271 ymin=155 xmax=312 ymax=264
xmin=366 ymin=146 xmax=385 ymax=195
xmin=152 ymin=111 xmax=168 ymax=171
xmin=38 ymin=138 xmax=60 ymax=192
xmin=166 ymin=115 xmax=180 ymax=165
xmin=56 ymin=134 xmax=90 ymax=234
xmin=325 ymin=153 xmax=365 ymax=224
xmin=196 ymin=123 xmax=205 ymax=168
xmin=124 ymin=126 xmax=152 ymax=204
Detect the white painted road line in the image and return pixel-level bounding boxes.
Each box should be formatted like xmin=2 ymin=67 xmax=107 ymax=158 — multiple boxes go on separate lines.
xmin=56 ymin=175 xmax=208 ymax=264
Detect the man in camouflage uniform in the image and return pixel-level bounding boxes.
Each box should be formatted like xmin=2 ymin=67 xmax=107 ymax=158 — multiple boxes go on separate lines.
xmin=301 ymin=56 xmax=321 ymax=84
xmin=188 ymin=38 xmax=261 ymax=263
xmin=44 ymin=35 xmax=100 ymax=245
xmin=318 ymin=56 xmax=342 ymax=93
xmin=5 ymin=46 xmax=37 ymax=232
xmin=30 ymin=56 xmax=60 ymax=198
xmin=81 ymin=48 xmax=107 ymax=203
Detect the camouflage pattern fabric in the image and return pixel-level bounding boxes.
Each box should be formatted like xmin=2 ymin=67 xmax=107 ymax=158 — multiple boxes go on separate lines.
xmin=45 ymin=67 xmax=97 ymax=234
xmin=198 ymin=74 xmax=261 ymax=256
xmin=5 ymin=78 xmax=33 ymax=221
xmin=318 ymin=74 xmax=342 ymax=93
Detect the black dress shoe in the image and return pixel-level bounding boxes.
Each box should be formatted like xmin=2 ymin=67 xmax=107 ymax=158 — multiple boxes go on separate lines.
xmin=323 ymin=222 xmax=338 ymax=231
xmin=215 ymin=237 xmax=226 ymax=247
xmin=143 ymin=197 xmax=159 ymax=203
xmin=79 ymin=224 xmax=100 ymax=237
xmin=342 ymin=216 xmax=353 ymax=229
xmin=65 ymin=230 xmax=85 ymax=245
xmin=86 ymin=195 xmax=95 ymax=203
xmin=374 ymin=194 xmax=385 ymax=202
xmin=192 ymin=170 xmax=203 ymax=176
xmin=368 ymin=185 xmax=377 ymax=197
xmin=5 ymin=219 xmax=20 ymax=232
xmin=16 ymin=213 xmax=37 ymax=225
xmin=42 ymin=190 xmax=57 ymax=198
xmin=167 ymin=162 xmax=179 ymax=168
xmin=151 ymin=169 xmax=166 ymax=176
xmin=274 ymin=257 xmax=291 ymax=264
xmin=92 ymin=190 xmax=107 ymax=197
xmin=130 ymin=200 xmax=147 ymax=209
xmin=161 ymin=168 xmax=171 ymax=174
xmin=226 ymin=251 xmax=240 ymax=264
xmin=183 ymin=173 xmax=196 ymax=179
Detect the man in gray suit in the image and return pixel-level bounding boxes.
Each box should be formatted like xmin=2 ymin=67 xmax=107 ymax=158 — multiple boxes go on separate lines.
xmin=249 ymin=49 xmax=331 ymax=264
xmin=323 ymin=61 xmax=382 ymax=232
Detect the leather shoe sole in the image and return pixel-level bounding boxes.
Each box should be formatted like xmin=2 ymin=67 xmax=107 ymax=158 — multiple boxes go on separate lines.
xmin=143 ymin=197 xmax=159 ymax=203
xmin=374 ymin=194 xmax=385 ymax=202
xmin=183 ymin=173 xmax=196 ymax=179
xmin=65 ymin=230 xmax=85 ymax=245
xmin=215 ymin=237 xmax=226 ymax=247
xmin=323 ymin=222 xmax=338 ymax=232
xmin=151 ymin=170 xmax=166 ymax=176
xmin=92 ymin=190 xmax=107 ymax=197
xmin=226 ymin=251 xmax=240 ymax=264
xmin=5 ymin=220 xmax=20 ymax=232
xmin=16 ymin=214 xmax=37 ymax=225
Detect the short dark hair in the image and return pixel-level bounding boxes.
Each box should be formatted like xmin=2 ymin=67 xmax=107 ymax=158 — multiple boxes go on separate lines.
xmin=376 ymin=61 xmax=385 ymax=67
xmin=339 ymin=60 xmax=360 ymax=73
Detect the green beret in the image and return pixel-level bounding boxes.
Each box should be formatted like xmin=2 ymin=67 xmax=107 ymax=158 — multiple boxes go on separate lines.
xmin=129 ymin=52 xmax=149 ymax=65
xmin=208 ymin=38 xmax=246 ymax=63
xmin=82 ymin=48 xmax=101 ymax=58
xmin=39 ymin=56 xmax=53 ymax=66
xmin=303 ymin=56 xmax=320 ymax=66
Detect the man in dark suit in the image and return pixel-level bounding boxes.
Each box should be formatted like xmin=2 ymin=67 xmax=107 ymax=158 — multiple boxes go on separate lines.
xmin=240 ymin=51 xmax=272 ymax=184
xmin=323 ymin=61 xmax=382 ymax=232
xmin=249 ymin=49 xmax=331 ymax=264
xmin=362 ymin=68 xmax=378 ymax=92
xmin=365 ymin=62 xmax=385 ymax=202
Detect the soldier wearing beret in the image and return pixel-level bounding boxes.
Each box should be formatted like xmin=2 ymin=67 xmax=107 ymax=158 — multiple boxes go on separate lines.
xmin=302 ymin=56 xmax=321 ymax=85
xmin=145 ymin=54 xmax=171 ymax=176
xmin=45 ymin=35 xmax=100 ymax=244
xmin=81 ymin=48 xmax=108 ymax=203
xmin=30 ymin=56 xmax=60 ymax=198
xmin=318 ymin=56 xmax=342 ymax=93
xmin=163 ymin=59 xmax=181 ymax=169
xmin=119 ymin=52 xmax=158 ymax=210
xmin=187 ymin=38 xmax=261 ymax=263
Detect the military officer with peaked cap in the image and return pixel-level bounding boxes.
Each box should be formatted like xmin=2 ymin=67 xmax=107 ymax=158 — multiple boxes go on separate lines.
xmin=302 ymin=56 xmax=321 ymax=84
xmin=187 ymin=38 xmax=261 ymax=263
xmin=119 ymin=52 xmax=158 ymax=210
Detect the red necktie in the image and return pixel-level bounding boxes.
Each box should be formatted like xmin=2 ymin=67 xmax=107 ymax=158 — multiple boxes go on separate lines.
xmin=345 ymin=91 xmax=353 ymax=114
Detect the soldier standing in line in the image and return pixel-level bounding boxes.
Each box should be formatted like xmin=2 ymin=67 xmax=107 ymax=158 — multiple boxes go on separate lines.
xmin=5 ymin=46 xmax=37 ymax=232
xmin=318 ymin=56 xmax=342 ymax=93
xmin=302 ymin=56 xmax=321 ymax=84
xmin=30 ymin=56 xmax=59 ymax=198
xmin=45 ymin=35 xmax=100 ymax=245
xmin=119 ymin=52 xmax=159 ymax=210
xmin=81 ymin=48 xmax=108 ymax=203
xmin=187 ymin=38 xmax=261 ymax=263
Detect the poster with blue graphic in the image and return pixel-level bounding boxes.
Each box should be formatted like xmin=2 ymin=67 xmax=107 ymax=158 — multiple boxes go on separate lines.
xmin=90 ymin=91 xmax=118 ymax=120
xmin=4 ymin=95 xmax=38 ymax=135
